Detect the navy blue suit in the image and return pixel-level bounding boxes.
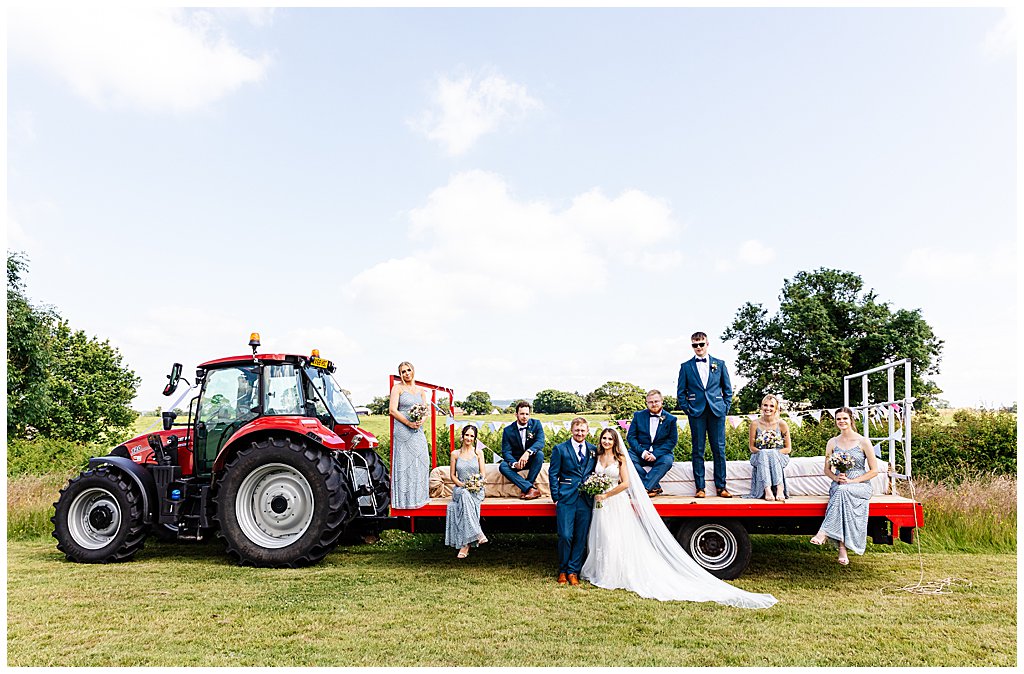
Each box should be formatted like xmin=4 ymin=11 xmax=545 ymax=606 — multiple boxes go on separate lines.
xmin=548 ymin=438 xmax=596 ymax=575
xmin=499 ymin=418 xmax=546 ymax=494
xmin=677 ymin=355 xmax=733 ymax=491
xmin=625 ymin=409 xmax=678 ymax=491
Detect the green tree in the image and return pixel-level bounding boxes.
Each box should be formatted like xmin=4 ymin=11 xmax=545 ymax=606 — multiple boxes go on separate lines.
xmin=7 ymin=252 xmax=56 ymax=437
xmin=533 ymin=389 xmax=586 ymax=414
xmin=368 ymin=395 xmax=390 ymax=415
xmin=36 ymin=320 xmax=141 ymax=444
xmin=587 ymin=381 xmax=647 ymax=419
xmin=459 ymin=391 xmax=492 ymax=415
xmin=722 ymin=268 xmax=943 ymax=412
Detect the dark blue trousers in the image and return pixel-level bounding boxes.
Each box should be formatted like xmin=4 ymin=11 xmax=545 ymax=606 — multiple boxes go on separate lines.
xmin=627 ymin=449 xmax=675 ymax=491
xmin=689 ymin=409 xmax=727 ymax=491
xmin=498 ymin=450 xmax=543 ymax=493
xmin=556 ymin=498 xmax=593 ymax=575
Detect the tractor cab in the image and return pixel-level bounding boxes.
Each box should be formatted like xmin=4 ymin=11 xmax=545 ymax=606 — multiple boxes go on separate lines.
xmin=186 ymin=338 xmax=365 ymax=477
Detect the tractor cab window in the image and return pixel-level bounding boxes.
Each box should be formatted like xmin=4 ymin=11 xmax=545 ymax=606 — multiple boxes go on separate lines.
xmin=263 ymin=364 xmax=304 ymax=416
xmin=303 ymin=365 xmax=360 ymax=425
xmin=195 ymin=365 xmax=259 ymax=474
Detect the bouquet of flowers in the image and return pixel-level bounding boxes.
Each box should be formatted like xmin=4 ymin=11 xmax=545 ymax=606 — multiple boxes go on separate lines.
xmin=463 ymin=473 xmax=484 ymax=494
xmin=829 ymin=450 xmax=855 ymax=475
xmin=756 ymin=429 xmax=782 ymax=450
xmin=407 ymin=403 xmax=428 ymax=424
xmin=579 ymin=474 xmax=614 ymax=508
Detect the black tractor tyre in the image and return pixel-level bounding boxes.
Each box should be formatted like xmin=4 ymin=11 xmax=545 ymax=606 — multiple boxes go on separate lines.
xmin=674 ymin=519 xmax=752 ymax=580
xmin=354 ymin=449 xmax=391 ymax=517
xmin=213 ymin=436 xmax=355 ymax=567
xmin=52 ymin=466 xmax=149 ymax=563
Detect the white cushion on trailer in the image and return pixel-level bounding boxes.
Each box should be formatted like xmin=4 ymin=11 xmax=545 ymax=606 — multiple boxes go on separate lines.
xmin=428 ymin=456 xmax=890 ymax=499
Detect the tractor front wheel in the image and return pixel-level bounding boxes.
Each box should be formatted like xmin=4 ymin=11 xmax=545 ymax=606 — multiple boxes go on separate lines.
xmin=214 ymin=437 xmax=353 ymax=567
xmin=52 ymin=466 xmax=149 ymax=563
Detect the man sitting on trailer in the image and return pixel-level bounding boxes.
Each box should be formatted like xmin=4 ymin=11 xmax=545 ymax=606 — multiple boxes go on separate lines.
xmin=499 ymin=401 xmax=546 ymax=500
xmin=625 ymin=390 xmax=678 ymax=497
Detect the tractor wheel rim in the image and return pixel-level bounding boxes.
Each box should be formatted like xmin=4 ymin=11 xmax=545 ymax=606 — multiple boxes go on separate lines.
xmin=67 ymin=487 xmax=123 ymax=550
xmin=690 ymin=524 xmax=737 ymax=570
xmin=235 ymin=462 xmax=315 ymax=549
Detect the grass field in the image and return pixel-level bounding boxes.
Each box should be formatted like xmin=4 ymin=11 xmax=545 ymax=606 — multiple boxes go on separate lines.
xmin=6 ymin=534 xmax=1015 ymax=666
xmin=10 ymin=414 xmax=1015 ymax=665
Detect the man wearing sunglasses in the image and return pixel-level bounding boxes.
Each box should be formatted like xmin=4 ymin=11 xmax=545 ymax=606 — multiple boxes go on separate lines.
xmin=677 ymin=332 xmax=734 ymax=498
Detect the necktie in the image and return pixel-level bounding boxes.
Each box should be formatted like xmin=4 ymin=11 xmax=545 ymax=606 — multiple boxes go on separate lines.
xmin=577 ymin=444 xmax=586 ymax=462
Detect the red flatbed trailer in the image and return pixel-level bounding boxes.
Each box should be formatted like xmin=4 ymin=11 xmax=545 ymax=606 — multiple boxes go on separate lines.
xmin=386 ymin=362 xmax=924 ymax=580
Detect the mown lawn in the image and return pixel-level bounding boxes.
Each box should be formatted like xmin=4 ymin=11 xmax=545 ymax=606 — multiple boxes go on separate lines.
xmin=7 ymin=533 xmax=1015 ymax=667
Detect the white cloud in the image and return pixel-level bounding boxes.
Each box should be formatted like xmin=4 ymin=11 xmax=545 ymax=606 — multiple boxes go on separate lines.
xmin=411 ymin=69 xmax=542 ymax=155
xmin=8 ymin=110 xmax=36 ymax=144
xmin=737 ymin=239 xmax=777 ymax=265
xmin=345 ymin=171 xmax=684 ymax=336
xmin=8 ymin=7 xmax=270 ymax=113
xmin=6 ymin=216 xmax=36 ymax=251
xmin=982 ymin=9 xmax=1016 ymax=60
xmin=902 ymin=247 xmax=979 ymax=279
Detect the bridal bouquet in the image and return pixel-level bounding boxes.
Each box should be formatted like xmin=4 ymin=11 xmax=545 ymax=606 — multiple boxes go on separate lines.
xmin=579 ymin=474 xmax=614 ymax=508
xmin=407 ymin=404 xmax=428 ymax=424
xmin=829 ymin=450 xmax=855 ymax=475
xmin=756 ymin=429 xmax=783 ymax=450
xmin=463 ymin=473 xmax=484 ymax=494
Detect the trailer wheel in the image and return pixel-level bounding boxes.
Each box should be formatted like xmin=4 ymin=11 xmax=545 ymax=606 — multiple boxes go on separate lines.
xmin=214 ymin=437 xmax=354 ymax=567
xmin=675 ymin=519 xmax=751 ymax=580
xmin=52 ymin=466 xmax=149 ymax=563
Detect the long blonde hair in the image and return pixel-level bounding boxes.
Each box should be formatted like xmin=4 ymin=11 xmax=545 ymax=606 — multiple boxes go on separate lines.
xmin=760 ymin=394 xmax=781 ymax=423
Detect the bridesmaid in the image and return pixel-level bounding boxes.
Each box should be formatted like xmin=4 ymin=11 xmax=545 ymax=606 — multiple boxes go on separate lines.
xmin=445 ymin=425 xmax=488 ymax=558
xmin=389 ymin=361 xmax=430 ymax=509
xmin=746 ymin=394 xmax=791 ymax=503
xmin=810 ymin=407 xmax=879 ymax=565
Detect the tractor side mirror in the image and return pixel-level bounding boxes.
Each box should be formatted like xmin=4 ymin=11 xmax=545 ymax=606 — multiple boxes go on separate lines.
xmin=163 ymin=363 xmax=183 ymax=396
xmin=162 ymin=411 xmax=177 ymax=431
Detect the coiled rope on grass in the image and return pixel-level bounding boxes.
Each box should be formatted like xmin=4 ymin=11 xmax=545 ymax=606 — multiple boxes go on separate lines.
xmin=881 ymin=475 xmax=972 ymax=596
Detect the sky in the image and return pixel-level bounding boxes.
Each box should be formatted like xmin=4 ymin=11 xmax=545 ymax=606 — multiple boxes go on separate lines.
xmin=6 ymin=6 xmax=1018 ymax=414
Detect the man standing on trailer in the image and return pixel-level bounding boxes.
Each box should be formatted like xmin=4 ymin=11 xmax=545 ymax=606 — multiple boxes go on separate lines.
xmin=677 ymin=332 xmax=734 ymax=498
xmin=500 ymin=400 xmax=546 ymax=499
xmin=625 ymin=390 xmax=678 ymax=497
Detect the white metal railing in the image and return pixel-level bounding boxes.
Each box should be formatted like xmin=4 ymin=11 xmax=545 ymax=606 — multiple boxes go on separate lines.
xmin=843 ymin=359 xmax=914 ymax=492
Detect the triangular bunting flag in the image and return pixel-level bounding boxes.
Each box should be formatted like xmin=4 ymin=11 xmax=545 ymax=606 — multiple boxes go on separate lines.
xmin=618 ymin=420 xmax=630 ymax=430
xmin=727 ymin=416 xmax=742 ymax=429
xmin=826 ymin=408 xmax=838 ymax=418
xmin=789 ymin=415 xmax=804 ymax=427
xmin=810 ymin=410 xmax=822 ymax=422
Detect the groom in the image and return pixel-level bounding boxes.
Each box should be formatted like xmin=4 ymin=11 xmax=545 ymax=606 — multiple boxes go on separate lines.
xmin=677 ymin=332 xmax=734 ymax=498
xmin=548 ymin=417 xmax=596 ymax=586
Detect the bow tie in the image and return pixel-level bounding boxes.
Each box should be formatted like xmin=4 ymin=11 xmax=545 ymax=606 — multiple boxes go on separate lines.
xmin=696 ymin=357 xmax=707 ymax=363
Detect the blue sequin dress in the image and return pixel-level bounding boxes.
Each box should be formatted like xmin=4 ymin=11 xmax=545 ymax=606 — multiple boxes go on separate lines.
xmin=392 ymin=391 xmax=430 ymax=509
xmin=445 ymin=455 xmax=486 ymax=548
xmin=818 ymin=443 xmax=873 ymax=554
xmin=745 ymin=423 xmax=790 ymax=499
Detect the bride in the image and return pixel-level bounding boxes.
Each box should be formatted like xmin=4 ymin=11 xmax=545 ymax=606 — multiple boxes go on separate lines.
xmin=580 ymin=428 xmax=777 ymax=608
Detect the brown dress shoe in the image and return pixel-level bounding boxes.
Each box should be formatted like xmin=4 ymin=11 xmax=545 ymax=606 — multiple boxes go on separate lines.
xmin=523 ymin=487 xmax=541 ymax=500
xmin=695 ymin=489 xmax=706 ymax=498
xmin=568 ymin=574 xmax=580 ymax=586
xmin=717 ymin=488 xmax=732 ymax=498
xmin=557 ymin=573 xmax=568 ymax=584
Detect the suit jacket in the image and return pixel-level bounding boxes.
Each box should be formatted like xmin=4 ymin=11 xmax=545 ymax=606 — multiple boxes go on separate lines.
xmin=500 ymin=418 xmax=546 ymax=463
xmin=548 ymin=439 xmax=597 ymax=505
xmin=677 ymin=355 xmax=733 ymax=418
xmin=626 ymin=409 xmax=678 ymax=457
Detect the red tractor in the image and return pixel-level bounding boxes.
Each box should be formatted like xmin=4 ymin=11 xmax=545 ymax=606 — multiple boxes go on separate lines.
xmin=51 ymin=335 xmax=390 ymax=567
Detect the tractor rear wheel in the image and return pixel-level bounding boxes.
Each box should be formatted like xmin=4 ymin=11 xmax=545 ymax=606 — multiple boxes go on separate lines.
xmin=214 ymin=436 xmax=354 ymax=567
xmin=52 ymin=466 xmax=149 ymax=563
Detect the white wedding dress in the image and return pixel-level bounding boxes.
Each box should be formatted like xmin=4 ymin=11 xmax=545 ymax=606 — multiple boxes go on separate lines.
xmin=580 ymin=441 xmax=777 ymax=609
